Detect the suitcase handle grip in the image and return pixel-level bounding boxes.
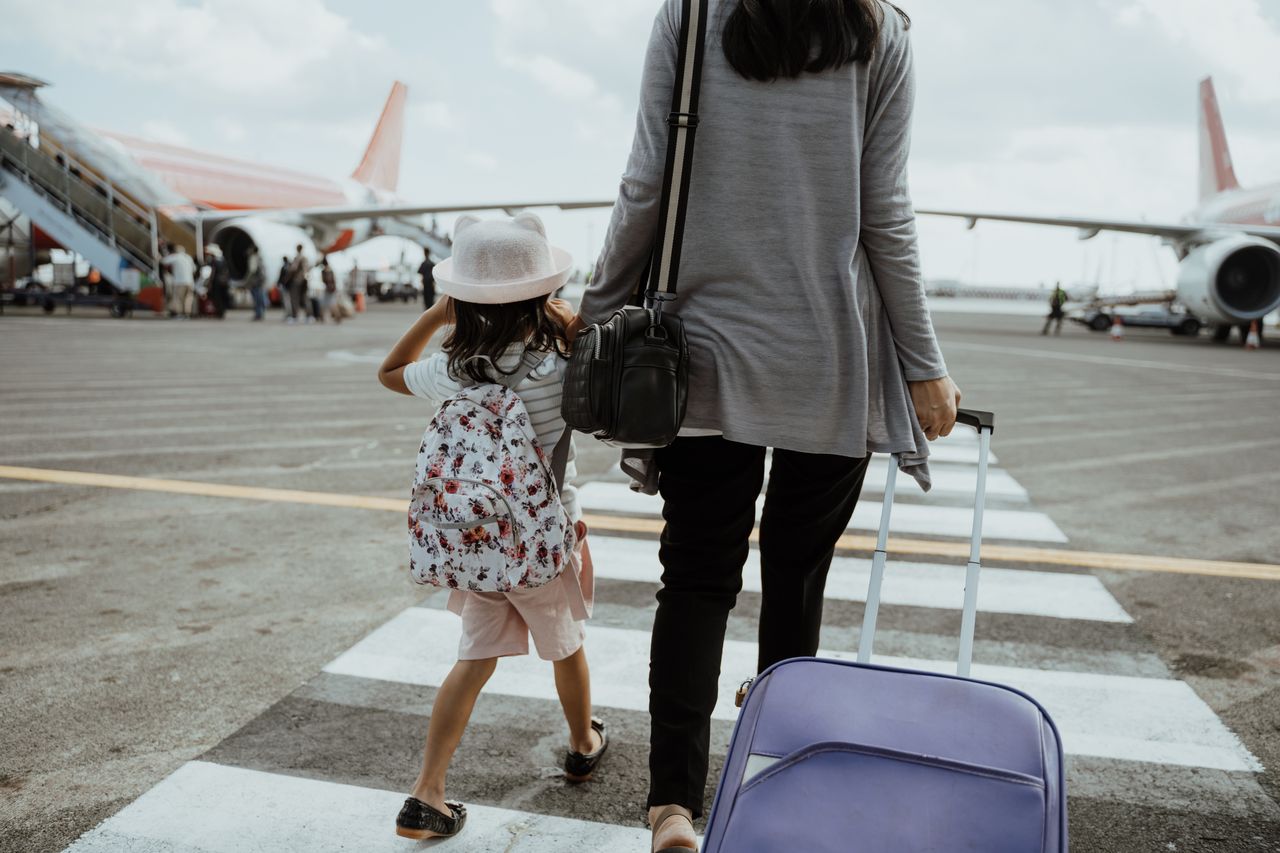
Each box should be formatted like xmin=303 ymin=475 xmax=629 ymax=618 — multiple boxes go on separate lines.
xmin=956 ymin=408 xmax=995 ymax=434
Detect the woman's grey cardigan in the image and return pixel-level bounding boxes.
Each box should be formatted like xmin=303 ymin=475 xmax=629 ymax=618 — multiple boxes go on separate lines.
xmin=579 ymin=0 xmax=947 ymax=489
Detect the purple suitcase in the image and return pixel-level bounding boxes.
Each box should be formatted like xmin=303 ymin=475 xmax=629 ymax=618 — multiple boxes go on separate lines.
xmin=702 ymin=410 xmax=1068 ymax=852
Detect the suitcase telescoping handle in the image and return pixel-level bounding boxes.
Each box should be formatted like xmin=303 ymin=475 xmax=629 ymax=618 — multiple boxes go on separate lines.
xmin=857 ymin=408 xmax=995 ymax=678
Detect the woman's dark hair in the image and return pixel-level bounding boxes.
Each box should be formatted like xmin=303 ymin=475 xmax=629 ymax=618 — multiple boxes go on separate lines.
xmin=722 ymin=0 xmax=910 ymax=82
xmin=444 ymin=297 xmax=571 ymax=384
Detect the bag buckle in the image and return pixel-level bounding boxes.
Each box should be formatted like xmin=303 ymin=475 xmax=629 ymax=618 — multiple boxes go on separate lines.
xmin=667 ymin=111 xmax=699 ymax=128
xmin=645 ymin=290 xmax=677 ymax=322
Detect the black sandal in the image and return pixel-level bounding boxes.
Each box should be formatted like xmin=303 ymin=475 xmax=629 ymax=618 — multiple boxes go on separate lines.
xmin=395 ymin=797 xmax=467 ymax=840
xmin=564 ymin=717 xmax=609 ymax=783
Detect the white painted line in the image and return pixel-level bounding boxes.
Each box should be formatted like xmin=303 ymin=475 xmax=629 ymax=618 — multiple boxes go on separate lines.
xmin=947 ymin=341 xmax=1280 ymax=383
xmin=63 ymin=761 xmax=648 ymax=852
xmin=588 ymin=535 xmax=1132 ymax=623
xmin=577 ymin=482 xmax=1068 ymax=544
xmin=0 ymin=437 xmax=389 ymax=464
xmin=327 ymin=609 xmax=1260 ymax=773
xmin=863 ymin=458 xmax=1027 ymax=500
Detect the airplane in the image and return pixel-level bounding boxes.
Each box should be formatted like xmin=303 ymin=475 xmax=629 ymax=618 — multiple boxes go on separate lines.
xmin=918 ymin=77 xmax=1280 ymax=341
xmin=0 ymin=75 xmax=612 ymax=286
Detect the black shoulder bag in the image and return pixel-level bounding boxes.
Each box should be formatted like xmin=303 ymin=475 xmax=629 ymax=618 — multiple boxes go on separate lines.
xmin=561 ymin=0 xmax=708 ymax=449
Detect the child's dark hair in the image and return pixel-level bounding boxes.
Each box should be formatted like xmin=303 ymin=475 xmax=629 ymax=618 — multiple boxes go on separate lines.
xmin=445 ymin=297 xmax=571 ymax=384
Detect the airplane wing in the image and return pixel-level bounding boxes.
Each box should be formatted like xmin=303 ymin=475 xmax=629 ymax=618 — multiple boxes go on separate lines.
xmin=915 ymin=209 xmax=1280 ymax=243
xmin=173 ymin=199 xmax=615 ymax=225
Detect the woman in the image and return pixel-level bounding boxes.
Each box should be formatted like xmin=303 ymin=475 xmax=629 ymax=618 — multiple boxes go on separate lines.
xmin=571 ymin=1 xmax=961 ymax=850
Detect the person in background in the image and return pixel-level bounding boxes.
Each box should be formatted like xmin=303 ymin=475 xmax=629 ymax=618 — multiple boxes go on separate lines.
xmin=419 ymin=248 xmax=436 ymax=310
xmin=205 ymin=244 xmax=231 ymax=319
xmin=320 ymin=256 xmax=341 ymax=324
xmin=306 ymin=258 xmax=325 ymax=323
xmin=286 ymin=244 xmax=310 ymax=325
xmin=162 ymin=243 xmax=196 ymax=320
xmin=277 ymin=255 xmax=292 ymax=319
xmin=246 ymin=245 xmax=267 ymax=321
xmin=1042 ymin=282 xmax=1068 ymax=336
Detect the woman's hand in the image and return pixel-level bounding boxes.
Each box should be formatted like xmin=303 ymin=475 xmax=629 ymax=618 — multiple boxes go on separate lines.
xmin=908 ymin=376 xmax=962 ymax=440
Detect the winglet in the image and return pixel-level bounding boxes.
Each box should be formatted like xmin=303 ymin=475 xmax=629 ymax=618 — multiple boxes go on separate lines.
xmin=352 ymin=81 xmax=407 ymax=194
xmin=1199 ymin=77 xmax=1241 ymax=202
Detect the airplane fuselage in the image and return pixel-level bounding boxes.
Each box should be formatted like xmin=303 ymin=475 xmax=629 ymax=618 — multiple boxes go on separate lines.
xmin=99 ymin=131 xmax=396 ymax=253
xmin=1194 ymin=184 xmax=1280 ymax=231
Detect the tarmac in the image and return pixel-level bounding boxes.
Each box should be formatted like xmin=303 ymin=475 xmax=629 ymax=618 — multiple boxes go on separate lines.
xmin=1 ymin=302 xmax=1278 ymax=852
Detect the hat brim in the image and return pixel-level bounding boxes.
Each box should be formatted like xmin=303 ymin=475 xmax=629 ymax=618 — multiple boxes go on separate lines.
xmin=435 ymin=247 xmax=574 ymax=305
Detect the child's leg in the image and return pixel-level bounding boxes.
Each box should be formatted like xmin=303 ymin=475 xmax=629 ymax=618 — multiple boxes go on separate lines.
xmin=410 ymin=657 xmax=498 ymax=810
xmin=552 ymin=646 xmax=600 ymax=754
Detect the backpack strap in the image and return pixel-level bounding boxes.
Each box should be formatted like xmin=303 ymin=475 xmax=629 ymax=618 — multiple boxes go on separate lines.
xmin=459 ymin=348 xmax=546 ymax=389
xmin=548 ymin=427 xmax=572 ymax=494
xmin=465 ymin=348 xmax=572 ymax=492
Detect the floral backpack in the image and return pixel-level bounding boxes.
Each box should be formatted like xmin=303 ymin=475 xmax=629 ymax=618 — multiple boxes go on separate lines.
xmin=408 ymin=350 xmax=574 ymax=593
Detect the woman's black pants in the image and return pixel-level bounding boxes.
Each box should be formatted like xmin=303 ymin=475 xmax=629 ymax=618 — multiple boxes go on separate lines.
xmin=646 ymin=436 xmax=871 ymax=817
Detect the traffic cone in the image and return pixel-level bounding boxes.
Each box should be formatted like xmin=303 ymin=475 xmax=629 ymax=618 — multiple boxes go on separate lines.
xmin=1110 ymin=315 xmax=1124 ymax=341
xmin=1245 ymin=320 xmax=1261 ymax=350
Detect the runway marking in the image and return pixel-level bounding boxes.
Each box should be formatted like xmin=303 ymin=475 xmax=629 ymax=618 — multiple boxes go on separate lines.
xmin=946 ymin=341 xmax=1280 ymax=382
xmin=860 ymin=458 xmax=1027 ymax=500
xmin=0 ymin=437 xmax=395 ymax=464
xmin=325 ymin=608 xmax=1262 ymax=773
xmin=577 ymin=481 xmax=1068 ymax=543
xmin=590 ymin=535 xmax=1132 ymax=623
xmin=61 ymin=761 xmax=650 ymax=852
xmin=0 ymin=418 xmax=419 ymax=444
xmin=3 ymin=465 xmax=1278 ymax=581
xmin=587 ymin=515 xmax=1280 ymax=582
xmin=0 ymin=465 xmax=406 ymax=513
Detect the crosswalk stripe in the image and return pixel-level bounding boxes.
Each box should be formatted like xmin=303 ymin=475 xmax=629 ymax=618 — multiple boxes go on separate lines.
xmin=325 ymin=608 xmax=1261 ymax=773
xmin=588 ymin=534 xmax=1132 ymax=623
xmin=578 ymin=482 xmax=1069 ymax=543
xmin=862 ymin=458 xmax=1026 ymax=500
xmin=62 ymin=761 xmax=649 ymax=852
xmin=609 ymin=457 xmax=1025 ymax=501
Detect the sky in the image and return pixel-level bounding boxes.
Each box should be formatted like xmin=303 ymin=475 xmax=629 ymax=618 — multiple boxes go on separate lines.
xmin=2 ymin=0 xmax=1278 ymax=290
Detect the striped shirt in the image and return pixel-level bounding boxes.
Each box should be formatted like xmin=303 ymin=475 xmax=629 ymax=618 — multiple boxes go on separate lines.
xmin=403 ymin=344 xmax=580 ymax=522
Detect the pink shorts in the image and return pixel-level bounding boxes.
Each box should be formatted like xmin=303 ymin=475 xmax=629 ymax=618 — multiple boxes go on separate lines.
xmin=452 ymin=540 xmax=595 ymax=663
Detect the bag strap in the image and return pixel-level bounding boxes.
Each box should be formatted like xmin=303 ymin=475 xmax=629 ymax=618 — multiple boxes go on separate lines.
xmin=472 ymin=349 xmax=573 ymax=492
xmin=643 ymin=0 xmax=710 ymax=313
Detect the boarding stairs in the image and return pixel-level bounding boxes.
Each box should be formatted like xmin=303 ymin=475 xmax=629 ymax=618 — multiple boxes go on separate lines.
xmin=0 ymin=124 xmax=194 ymax=291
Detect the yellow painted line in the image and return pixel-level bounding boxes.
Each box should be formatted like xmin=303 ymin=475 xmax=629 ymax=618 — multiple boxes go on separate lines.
xmin=0 ymin=465 xmax=406 ymax=513
xmin=4 ymin=464 xmax=1279 ymax=583
xmin=577 ymin=513 xmax=1280 ymax=582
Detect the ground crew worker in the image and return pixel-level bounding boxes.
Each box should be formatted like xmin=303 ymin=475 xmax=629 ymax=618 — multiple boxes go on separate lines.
xmin=1042 ymin=283 xmax=1068 ymax=335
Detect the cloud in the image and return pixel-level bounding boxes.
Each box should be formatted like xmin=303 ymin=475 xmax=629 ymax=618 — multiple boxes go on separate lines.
xmin=0 ymin=0 xmax=390 ymax=105
xmin=462 ymin=151 xmax=499 ymax=173
xmin=413 ymin=102 xmax=461 ymax=133
xmin=139 ymin=118 xmax=190 ymax=147
xmin=1114 ymin=0 xmax=1280 ymax=102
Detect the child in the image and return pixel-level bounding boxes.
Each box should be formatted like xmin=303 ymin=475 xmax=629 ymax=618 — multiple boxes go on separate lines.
xmin=377 ymin=214 xmax=606 ymax=841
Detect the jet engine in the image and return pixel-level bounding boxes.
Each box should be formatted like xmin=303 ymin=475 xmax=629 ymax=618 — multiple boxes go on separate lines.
xmin=211 ymin=218 xmax=318 ymax=282
xmin=1176 ymin=235 xmax=1280 ymax=325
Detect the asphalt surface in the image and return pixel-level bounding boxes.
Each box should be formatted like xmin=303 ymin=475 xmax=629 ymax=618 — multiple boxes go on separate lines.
xmin=1 ymin=301 xmax=1278 ymax=852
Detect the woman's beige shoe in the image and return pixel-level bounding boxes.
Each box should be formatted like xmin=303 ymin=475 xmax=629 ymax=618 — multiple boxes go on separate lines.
xmin=651 ymin=805 xmax=697 ymax=853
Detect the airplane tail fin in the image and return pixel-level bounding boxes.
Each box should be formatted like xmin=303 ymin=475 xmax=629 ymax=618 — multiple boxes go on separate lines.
xmin=352 ymin=81 xmax=407 ymax=194
xmin=1199 ymin=77 xmax=1241 ymax=201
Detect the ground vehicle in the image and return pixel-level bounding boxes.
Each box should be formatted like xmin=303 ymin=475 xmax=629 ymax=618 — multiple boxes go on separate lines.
xmin=1075 ymin=305 xmax=1204 ymax=336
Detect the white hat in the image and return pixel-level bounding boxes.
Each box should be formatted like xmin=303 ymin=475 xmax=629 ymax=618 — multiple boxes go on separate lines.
xmin=434 ymin=213 xmax=572 ymax=305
